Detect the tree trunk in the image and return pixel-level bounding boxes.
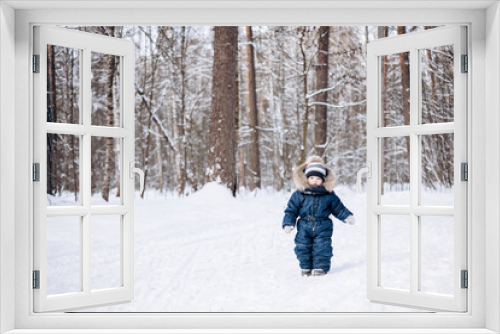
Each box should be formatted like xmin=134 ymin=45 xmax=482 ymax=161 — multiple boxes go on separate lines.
xmin=207 ymin=26 xmax=239 ymax=195
xmin=141 ymin=26 xmax=162 ymax=198
xmin=174 ymin=26 xmax=188 ymax=196
xmin=47 ymin=45 xmax=58 ymax=196
xmin=115 ymin=28 xmax=123 ymax=198
xmin=186 ymin=34 xmax=200 ymax=193
xmin=299 ymin=27 xmax=310 ymax=165
xmin=67 ymin=48 xmax=78 ymax=201
xmin=349 ymin=32 xmax=361 ymax=169
xmin=268 ymin=30 xmax=284 ymax=191
xmin=423 ymin=27 xmax=437 ymax=123
xmin=234 ymin=59 xmax=241 ymax=192
xmin=295 ymin=40 xmax=302 ymax=164
xmin=331 ymin=27 xmax=340 ymax=172
xmin=397 ymin=26 xmax=411 ymax=176
xmin=314 ymin=26 xmax=329 ymax=160
xmin=186 ymin=111 xmax=197 ymax=192
xmin=245 ymin=26 xmax=261 ymax=190
xmin=275 ymin=27 xmax=290 ymax=186
xmin=102 ymin=27 xmax=116 ymax=202
xmin=141 ymin=117 xmax=153 ymax=198
xmin=379 ymin=26 xmax=388 ymax=195
xmin=237 ymin=104 xmax=246 ymax=189
xmin=180 ymin=27 xmax=189 ymax=194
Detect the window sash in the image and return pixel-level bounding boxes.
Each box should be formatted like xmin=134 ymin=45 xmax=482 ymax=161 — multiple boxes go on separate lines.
xmin=365 ymin=25 xmax=468 ymax=312
xmin=32 ymin=25 xmax=136 ymax=313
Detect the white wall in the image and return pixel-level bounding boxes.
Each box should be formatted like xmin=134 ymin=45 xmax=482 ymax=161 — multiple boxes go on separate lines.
xmin=0 ymin=2 xmax=16 ymax=334
xmin=486 ymin=2 xmax=500 ymax=333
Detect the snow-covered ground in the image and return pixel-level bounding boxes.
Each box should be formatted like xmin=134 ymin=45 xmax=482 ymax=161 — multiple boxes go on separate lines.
xmin=47 ymin=183 xmax=454 ymax=312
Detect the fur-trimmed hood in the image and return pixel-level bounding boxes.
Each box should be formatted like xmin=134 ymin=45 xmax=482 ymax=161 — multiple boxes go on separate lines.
xmin=292 ymin=156 xmax=336 ymax=193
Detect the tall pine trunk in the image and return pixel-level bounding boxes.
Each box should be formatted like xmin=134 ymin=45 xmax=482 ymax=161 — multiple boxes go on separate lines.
xmin=397 ymin=26 xmax=411 ymax=177
xmin=102 ymin=27 xmax=116 ymax=202
xmin=47 ymin=45 xmax=58 ymax=196
xmin=348 ymin=31 xmax=361 ymax=167
xmin=115 ymin=28 xmax=123 ymax=198
xmin=245 ymin=26 xmax=261 ymax=190
xmin=237 ymin=104 xmax=246 ymax=189
xmin=141 ymin=26 xmax=161 ymax=198
xmin=314 ymin=26 xmax=329 ymax=160
xmin=298 ymin=27 xmax=310 ymax=165
xmin=67 ymin=48 xmax=78 ymax=201
xmin=268 ymin=30 xmax=283 ymax=191
xmin=424 ymin=26 xmax=437 ymax=120
xmin=207 ymin=26 xmax=239 ymax=195
xmin=174 ymin=26 xmax=188 ymax=196
xmin=276 ymin=27 xmax=290 ymax=186
xmin=379 ymin=26 xmax=388 ymax=195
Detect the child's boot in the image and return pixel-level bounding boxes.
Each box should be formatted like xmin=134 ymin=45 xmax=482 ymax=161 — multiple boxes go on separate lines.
xmin=312 ymin=269 xmax=327 ymax=276
xmin=301 ymin=269 xmax=312 ymax=276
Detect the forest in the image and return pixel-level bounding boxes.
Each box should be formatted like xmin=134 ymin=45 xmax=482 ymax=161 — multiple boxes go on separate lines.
xmin=45 ymin=25 xmax=454 ymax=201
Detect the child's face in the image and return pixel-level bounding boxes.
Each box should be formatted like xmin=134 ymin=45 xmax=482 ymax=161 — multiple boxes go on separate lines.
xmin=308 ymin=176 xmax=323 ymax=186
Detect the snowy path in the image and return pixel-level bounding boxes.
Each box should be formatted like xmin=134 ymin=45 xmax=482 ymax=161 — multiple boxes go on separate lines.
xmin=71 ymin=183 xmax=452 ymax=312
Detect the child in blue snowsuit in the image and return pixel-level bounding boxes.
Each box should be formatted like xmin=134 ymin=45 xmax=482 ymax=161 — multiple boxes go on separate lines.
xmin=282 ymin=156 xmax=355 ymax=276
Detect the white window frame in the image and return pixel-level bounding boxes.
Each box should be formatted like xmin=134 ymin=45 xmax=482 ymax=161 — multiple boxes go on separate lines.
xmin=33 ymin=25 xmax=136 ymax=313
xmin=365 ymin=26 xmax=468 ymax=312
xmin=1 ymin=1 xmax=499 ymax=333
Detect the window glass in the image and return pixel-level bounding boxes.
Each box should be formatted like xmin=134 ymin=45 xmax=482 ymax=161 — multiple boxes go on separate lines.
xmin=46 ymin=134 xmax=80 ymax=206
xmin=380 ymin=136 xmax=410 ymax=206
xmin=380 ymin=215 xmax=411 ymax=291
xmin=421 ymin=45 xmax=454 ymax=124
xmin=420 ymin=216 xmax=454 ymax=295
xmin=46 ymin=45 xmax=81 ymax=124
xmin=47 ymin=216 xmax=81 ymax=295
xmin=91 ymin=215 xmax=122 ymax=290
xmin=91 ymin=51 xmax=121 ymax=127
xmin=380 ymin=52 xmax=410 ymax=127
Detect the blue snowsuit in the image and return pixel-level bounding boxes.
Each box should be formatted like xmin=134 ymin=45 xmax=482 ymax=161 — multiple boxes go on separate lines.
xmin=282 ymin=185 xmax=353 ymax=272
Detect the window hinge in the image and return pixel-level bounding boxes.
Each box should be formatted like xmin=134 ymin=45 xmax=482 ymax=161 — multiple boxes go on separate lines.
xmin=461 ymin=270 xmax=468 ymax=289
xmin=33 ymin=163 xmax=40 ymax=182
xmin=33 ymin=54 xmax=40 ymax=73
xmin=461 ymin=162 xmax=468 ymax=181
xmin=33 ymin=270 xmax=40 ymax=289
xmin=461 ymin=54 xmax=468 ymax=73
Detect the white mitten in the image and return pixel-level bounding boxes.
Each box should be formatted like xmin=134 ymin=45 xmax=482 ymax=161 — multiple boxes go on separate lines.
xmin=345 ymin=215 xmax=356 ymax=225
xmin=284 ymin=225 xmax=295 ymax=234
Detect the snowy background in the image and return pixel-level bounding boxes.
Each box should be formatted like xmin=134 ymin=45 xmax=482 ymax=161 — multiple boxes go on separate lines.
xmin=47 ymin=183 xmax=454 ymax=313
xmin=44 ymin=25 xmax=456 ymax=313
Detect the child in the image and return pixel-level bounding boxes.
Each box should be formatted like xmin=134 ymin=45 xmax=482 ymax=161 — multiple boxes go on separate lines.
xmin=282 ymin=156 xmax=355 ymax=276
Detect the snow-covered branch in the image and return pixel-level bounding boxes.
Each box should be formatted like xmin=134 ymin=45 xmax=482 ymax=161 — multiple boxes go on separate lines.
xmin=305 ymin=82 xmax=342 ymax=100
xmin=135 ymin=82 xmax=177 ymax=152
xmin=309 ymin=100 xmax=367 ymax=108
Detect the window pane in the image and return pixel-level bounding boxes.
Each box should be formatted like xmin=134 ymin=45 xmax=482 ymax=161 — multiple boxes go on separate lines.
xmin=380 ymin=215 xmax=411 ymax=291
xmin=91 ymin=137 xmax=121 ymax=205
xmin=91 ymin=51 xmax=121 ymax=127
xmin=47 ymin=45 xmax=80 ymax=124
xmin=421 ymin=133 xmax=454 ymax=206
xmin=91 ymin=215 xmax=122 ymax=290
xmin=420 ymin=216 xmax=454 ymax=296
xmin=380 ymin=52 xmax=410 ymax=127
xmin=380 ymin=137 xmax=410 ymax=205
xmin=47 ymin=216 xmax=81 ymax=295
xmin=46 ymin=134 xmax=80 ymax=206
xmin=421 ymin=45 xmax=454 ymax=124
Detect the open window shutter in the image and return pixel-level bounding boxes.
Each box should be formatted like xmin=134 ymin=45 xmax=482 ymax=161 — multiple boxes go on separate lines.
xmin=365 ymin=26 xmax=467 ymax=312
xmin=33 ymin=26 xmax=136 ymax=312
